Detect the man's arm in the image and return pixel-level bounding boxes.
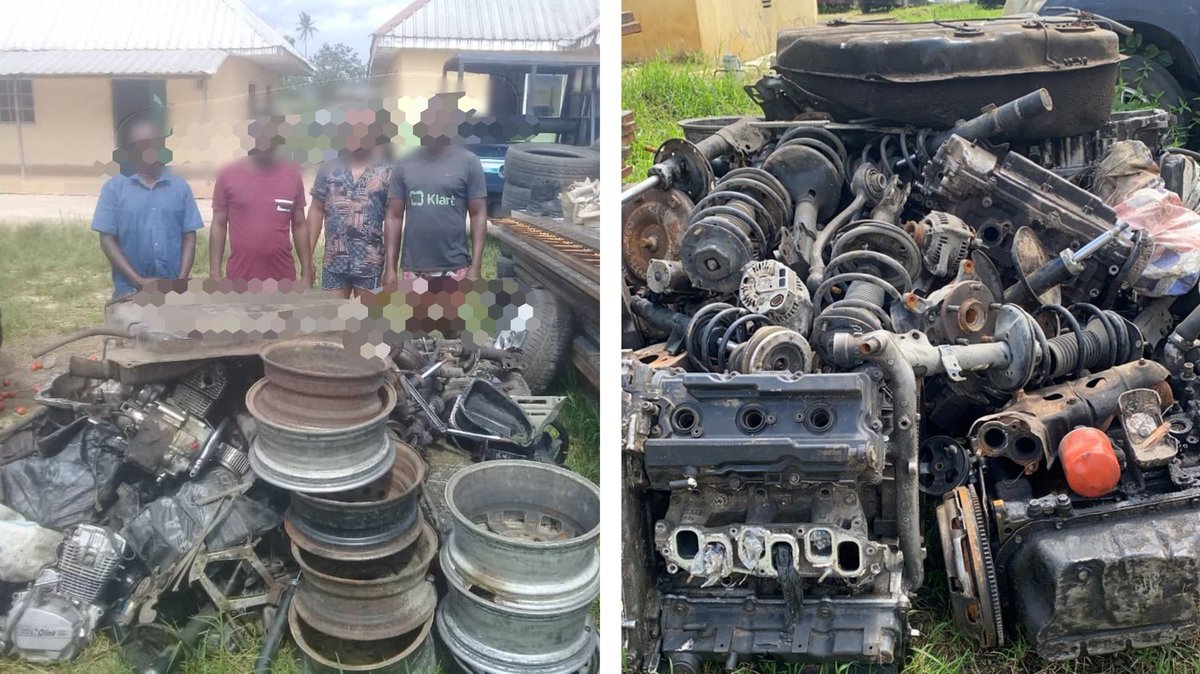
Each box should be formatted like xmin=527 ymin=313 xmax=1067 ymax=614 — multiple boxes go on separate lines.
xmin=92 ymin=180 xmax=145 ymax=290
xmin=99 ymin=234 xmax=146 ymax=290
xmin=383 ymin=198 xmax=405 ymax=287
xmin=209 ymin=171 xmax=228 ymax=278
xmin=179 ymin=231 xmax=197 ymax=279
xmin=209 ymin=211 xmax=228 ymax=278
xmin=467 ymin=197 xmax=487 ymax=280
xmin=307 ymin=199 xmax=325 ymax=261
xmin=464 ymin=154 xmax=488 ymax=280
xmin=179 ymin=182 xmax=203 ymax=279
xmin=292 ymin=205 xmax=314 ymax=287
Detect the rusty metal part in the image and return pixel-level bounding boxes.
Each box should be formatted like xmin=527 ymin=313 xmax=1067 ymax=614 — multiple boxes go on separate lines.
xmin=970 ymin=360 xmax=1172 ymax=470
xmin=1118 ymin=389 xmax=1179 ymax=468
xmin=905 ymin=277 xmax=998 ymax=346
xmin=257 ymin=339 xmax=389 ymax=428
xmin=247 ymin=379 xmax=396 ymax=493
xmin=937 ymin=485 xmax=1004 ymax=648
xmin=285 ymin=441 xmax=426 ymax=561
xmin=290 ymin=603 xmax=437 ymax=673
xmin=631 ymin=343 xmax=688 ymax=370
xmin=188 ymin=544 xmax=285 ymax=613
xmin=493 ymin=217 xmax=600 ymax=278
xmin=621 ymin=188 xmax=693 ymax=282
xmin=292 ymin=522 xmax=437 ymax=642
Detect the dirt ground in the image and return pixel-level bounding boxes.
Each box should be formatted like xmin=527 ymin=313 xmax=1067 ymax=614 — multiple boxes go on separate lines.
xmin=0 ymin=335 xmax=106 ymax=435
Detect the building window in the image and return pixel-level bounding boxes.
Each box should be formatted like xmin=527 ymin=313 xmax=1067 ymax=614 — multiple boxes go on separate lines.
xmin=0 ymin=79 xmax=34 ymax=124
xmin=523 ymin=73 xmax=567 ymax=118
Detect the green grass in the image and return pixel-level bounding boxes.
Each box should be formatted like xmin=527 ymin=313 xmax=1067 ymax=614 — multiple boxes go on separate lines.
xmin=622 ymin=55 xmax=762 ymax=179
xmin=853 ymin=2 xmax=1003 ymax=22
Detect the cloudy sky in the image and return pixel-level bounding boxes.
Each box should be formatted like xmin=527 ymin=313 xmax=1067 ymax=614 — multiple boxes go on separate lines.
xmin=245 ymin=0 xmax=407 ymax=62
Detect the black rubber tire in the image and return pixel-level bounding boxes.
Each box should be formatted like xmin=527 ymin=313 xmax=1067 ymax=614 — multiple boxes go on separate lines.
xmin=1120 ymin=54 xmax=1186 ymax=111
xmin=496 ymin=252 xmax=517 ymax=279
xmin=517 ymin=288 xmax=572 ymax=394
xmin=503 ymin=143 xmax=600 ymax=188
xmin=501 ymin=183 xmax=531 ymax=213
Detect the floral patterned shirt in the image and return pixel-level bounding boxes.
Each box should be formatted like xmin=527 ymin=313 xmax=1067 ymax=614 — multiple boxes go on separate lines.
xmin=311 ymin=158 xmax=393 ymax=277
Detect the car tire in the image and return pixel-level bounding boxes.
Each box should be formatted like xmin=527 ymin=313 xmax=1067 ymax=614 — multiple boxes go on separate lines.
xmin=501 ymin=184 xmax=532 ymax=213
xmin=1120 ymin=54 xmax=1186 ymax=111
xmin=497 ymin=252 xmax=518 ymax=279
xmin=517 ymin=288 xmax=572 ymax=394
xmin=503 ymin=144 xmax=600 ymax=188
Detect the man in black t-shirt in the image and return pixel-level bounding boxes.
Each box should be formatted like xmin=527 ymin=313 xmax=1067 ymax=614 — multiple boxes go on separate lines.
xmin=383 ymin=96 xmax=487 ymax=284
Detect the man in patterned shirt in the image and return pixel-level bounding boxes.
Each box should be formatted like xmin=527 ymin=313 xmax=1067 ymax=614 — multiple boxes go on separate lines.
xmin=307 ymin=122 xmax=393 ymax=297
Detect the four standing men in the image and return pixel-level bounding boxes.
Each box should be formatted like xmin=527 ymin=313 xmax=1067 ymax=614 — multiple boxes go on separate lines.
xmin=94 ymin=110 xmax=488 ymax=296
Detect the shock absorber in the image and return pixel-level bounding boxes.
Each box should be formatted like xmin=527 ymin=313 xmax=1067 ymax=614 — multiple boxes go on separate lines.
xmin=679 ymin=168 xmax=792 ymax=294
xmin=1034 ymin=303 xmax=1144 ymax=383
xmin=811 ymin=219 xmax=923 ymax=356
xmin=760 ymin=127 xmax=847 ymax=274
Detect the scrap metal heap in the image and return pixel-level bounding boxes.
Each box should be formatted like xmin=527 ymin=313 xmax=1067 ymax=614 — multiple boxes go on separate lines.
xmin=0 ymin=299 xmax=591 ymax=671
xmin=622 ymin=13 xmax=1200 ymax=673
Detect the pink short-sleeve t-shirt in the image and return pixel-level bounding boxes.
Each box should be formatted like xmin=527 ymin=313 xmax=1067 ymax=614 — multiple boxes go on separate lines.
xmin=213 ymin=159 xmax=307 ymax=281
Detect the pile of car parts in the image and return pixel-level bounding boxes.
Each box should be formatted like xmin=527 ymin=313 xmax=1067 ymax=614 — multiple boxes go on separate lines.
xmin=437 ymin=460 xmax=600 ymax=673
xmin=622 ymin=11 xmax=1200 ymax=671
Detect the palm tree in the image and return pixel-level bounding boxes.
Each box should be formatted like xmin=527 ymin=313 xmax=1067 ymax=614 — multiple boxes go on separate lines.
xmin=295 ymin=12 xmax=318 ymax=58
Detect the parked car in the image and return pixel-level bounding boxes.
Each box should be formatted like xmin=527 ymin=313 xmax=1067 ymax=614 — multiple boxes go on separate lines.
xmin=1035 ymin=0 xmax=1200 ymax=114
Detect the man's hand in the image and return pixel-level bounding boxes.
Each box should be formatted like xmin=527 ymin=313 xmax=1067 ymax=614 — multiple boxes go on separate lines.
xmin=466 ymin=264 xmax=482 ymax=281
xmin=209 ymin=265 xmax=223 ymax=280
xmin=382 ymin=269 xmax=398 ymax=289
xmin=300 ymin=270 xmax=315 ymax=289
xmin=130 ymin=274 xmax=150 ymax=290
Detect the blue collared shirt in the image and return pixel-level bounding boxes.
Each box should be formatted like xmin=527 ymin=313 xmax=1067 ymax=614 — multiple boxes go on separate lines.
xmin=91 ymin=170 xmax=204 ymax=298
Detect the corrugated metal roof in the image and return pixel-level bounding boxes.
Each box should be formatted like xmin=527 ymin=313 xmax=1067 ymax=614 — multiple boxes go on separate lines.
xmin=0 ymin=0 xmax=311 ymax=75
xmin=0 ymin=50 xmax=229 ymax=77
xmin=372 ymin=0 xmax=600 ymax=52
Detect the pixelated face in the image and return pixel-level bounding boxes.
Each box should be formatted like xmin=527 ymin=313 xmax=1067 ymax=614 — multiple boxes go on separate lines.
xmin=120 ymin=120 xmax=170 ymax=170
xmin=416 ymin=95 xmax=468 ymax=146
xmin=247 ymin=118 xmax=283 ymax=157
xmin=343 ymin=109 xmax=380 ymax=154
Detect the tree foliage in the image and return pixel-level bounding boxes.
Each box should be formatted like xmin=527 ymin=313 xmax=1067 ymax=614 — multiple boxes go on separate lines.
xmin=309 ymin=42 xmax=368 ymax=85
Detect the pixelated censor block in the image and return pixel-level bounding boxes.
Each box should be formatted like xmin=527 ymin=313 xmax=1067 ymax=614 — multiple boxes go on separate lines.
xmin=117 ymin=278 xmax=538 ymax=360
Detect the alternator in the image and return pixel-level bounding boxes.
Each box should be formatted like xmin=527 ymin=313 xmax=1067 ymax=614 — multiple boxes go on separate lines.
xmin=909 ymin=211 xmax=975 ymax=278
xmin=738 ymin=260 xmax=813 ymax=333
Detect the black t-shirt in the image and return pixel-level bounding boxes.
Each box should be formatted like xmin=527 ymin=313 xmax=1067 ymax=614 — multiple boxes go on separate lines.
xmin=388 ymin=146 xmax=486 ymax=272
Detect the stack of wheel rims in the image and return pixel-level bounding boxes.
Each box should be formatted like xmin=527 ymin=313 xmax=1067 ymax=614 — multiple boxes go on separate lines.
xmin=247 ymin=338 xmax=438 ymax=672
xmin=437 ymin=460 xmax=601 ymax=674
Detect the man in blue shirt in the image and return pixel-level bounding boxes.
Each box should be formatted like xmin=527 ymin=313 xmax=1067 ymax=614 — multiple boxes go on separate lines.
xmin=91 ymin=119 xmax=204 ymax=298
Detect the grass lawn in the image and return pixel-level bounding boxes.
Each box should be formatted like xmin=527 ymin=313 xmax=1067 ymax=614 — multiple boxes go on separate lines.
xmin=623 ymin=3 xmax=1200 ymax=672
xmin=0 ymin=221 xmax=596 ymax=673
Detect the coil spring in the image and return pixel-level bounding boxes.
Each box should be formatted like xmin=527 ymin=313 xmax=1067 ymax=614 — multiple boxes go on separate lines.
xmin=685 ymin=303 xmax=770 ymax=372
xmin=679 ymin=168 xmax=794 ymax=292
xmin=684 ymin=302 xmax=814 ymax=374
xmin=812 ymin=219 xmax=923 ymax=343
xmin=1033 ymin=303 xmax=1143 ymax=383
xmin=858 ymin=130 xmax=931 ymax=181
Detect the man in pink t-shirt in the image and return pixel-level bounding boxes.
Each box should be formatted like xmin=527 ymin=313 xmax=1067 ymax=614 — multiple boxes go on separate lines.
xmin=209 ymin=118 xmax=313 ymax=286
